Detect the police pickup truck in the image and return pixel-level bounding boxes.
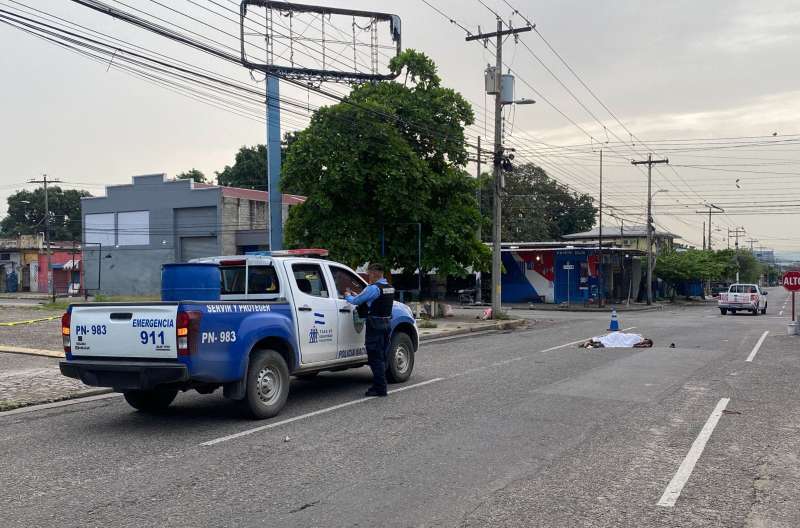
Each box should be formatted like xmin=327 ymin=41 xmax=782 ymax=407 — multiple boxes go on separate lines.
xmin=59 ymin=251 xmax=418 ymax=418
xmin=718 ymin=283 xmax=768 ymax=315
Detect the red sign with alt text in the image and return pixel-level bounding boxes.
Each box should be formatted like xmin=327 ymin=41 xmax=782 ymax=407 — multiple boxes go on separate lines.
xmin=782 ymin=271 xmax=800 ymax=292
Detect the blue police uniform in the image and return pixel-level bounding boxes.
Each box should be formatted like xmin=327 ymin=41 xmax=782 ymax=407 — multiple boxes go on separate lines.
xmin=345 ymin=278 xmax=394 ymax=396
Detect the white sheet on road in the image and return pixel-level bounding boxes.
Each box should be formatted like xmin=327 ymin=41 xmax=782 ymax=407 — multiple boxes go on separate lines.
xmin=593 ymin=332 xmax=645 ymax=348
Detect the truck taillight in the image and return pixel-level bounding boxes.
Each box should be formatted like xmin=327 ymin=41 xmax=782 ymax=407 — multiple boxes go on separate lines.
xmin=177 ymin=311 xmax=202 ymax=356
xmin=61 ymin=312 xmax=71 ymax=353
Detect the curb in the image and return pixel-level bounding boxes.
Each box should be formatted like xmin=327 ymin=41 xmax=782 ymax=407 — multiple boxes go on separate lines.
xmin=419 ymin=319 xmax=526 ymax=341
xmin=0 ymin=345 xmax=64 ymax=358
xmin=0 ymin=388 xmax=114 ymax=415
xmin=525 ymin=305 xmax=664 ymax=313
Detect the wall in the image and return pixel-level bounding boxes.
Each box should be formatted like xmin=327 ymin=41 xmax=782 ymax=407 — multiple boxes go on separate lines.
xmin=82 ymin=175 xmax=221 ymax=296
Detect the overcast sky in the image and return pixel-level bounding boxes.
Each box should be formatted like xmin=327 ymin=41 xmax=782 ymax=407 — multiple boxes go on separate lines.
xmin=2 ymin=0 xmax=800 ymax=255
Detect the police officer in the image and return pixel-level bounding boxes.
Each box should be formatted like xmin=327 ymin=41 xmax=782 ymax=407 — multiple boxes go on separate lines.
xmin=345 ymin=263 xmax=395 ymax=397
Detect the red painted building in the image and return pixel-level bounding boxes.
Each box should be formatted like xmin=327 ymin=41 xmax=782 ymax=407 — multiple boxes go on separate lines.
xmin=37 ymin=247 xmax=82 ymax=295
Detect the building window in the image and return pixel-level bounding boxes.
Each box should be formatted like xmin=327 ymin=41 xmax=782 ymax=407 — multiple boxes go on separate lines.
xmin=117 ymin=211 xmax=150 ymax=246
xmin=85 ymin=213 xmax=116 ymax=246
xmin=0 ymin=253 xmax=9 ymax=261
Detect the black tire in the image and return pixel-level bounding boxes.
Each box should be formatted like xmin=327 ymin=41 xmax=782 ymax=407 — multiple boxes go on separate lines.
xmin=720 ymin=308 xmax=727 ymax=315
xmin=123 ymin=389 xmax=178 ymax=413
xmin=241 ymin=349 xmax=290 ymax=419
xmin=295 ymin=372 xmax=319 ymax=380
xmin=731 ymin=310 xmax=737 ymax=315
xmin=752 ymin=309 xmax=759 ymax=316
xmin=386 ymin=332 xmax=415 ymax=384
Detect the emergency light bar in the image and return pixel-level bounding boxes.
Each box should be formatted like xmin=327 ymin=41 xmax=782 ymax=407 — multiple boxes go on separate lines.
xmin=244 ymin=249 xmax=329 ymax=258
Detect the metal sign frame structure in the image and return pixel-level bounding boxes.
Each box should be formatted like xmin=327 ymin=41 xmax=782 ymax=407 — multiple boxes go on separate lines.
xmin=239 ymin=1 xmax=401 ymax=251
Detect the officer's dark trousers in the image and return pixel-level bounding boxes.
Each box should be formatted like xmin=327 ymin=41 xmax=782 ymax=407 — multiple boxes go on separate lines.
xmin=365 ymin=316 xmax=391 ymax=393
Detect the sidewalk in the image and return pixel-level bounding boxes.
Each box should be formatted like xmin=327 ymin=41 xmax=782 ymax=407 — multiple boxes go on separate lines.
xmin=456 ymin=302 xmax=664 ymax=313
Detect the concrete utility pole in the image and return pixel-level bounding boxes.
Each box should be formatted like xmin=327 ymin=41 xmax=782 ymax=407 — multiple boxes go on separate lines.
xmin=475 ymin=136 xmax=482 ymax=305
xmin=29 ymin=174 xmax=61 ymax=302
xmin=694 ymin=205 xmax=725 ymax=251
xmin=631 ymin=155 xmax=668 ymax=305
xmin=703 ymin=221 xmax=706 ymax=251
xmin=598 ymin=149 xmax=604 ymax=306
xmin=746 ymin=238 xmax=758 ymax=252
xmin=467 ymin=20 xmax=532 ymax=317
xmin=728 ymin=227 xmax=745 ymax=250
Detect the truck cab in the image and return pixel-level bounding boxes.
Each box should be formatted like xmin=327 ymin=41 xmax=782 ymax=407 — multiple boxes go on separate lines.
xmin=59 ymin=252 xmax=418 ymax=418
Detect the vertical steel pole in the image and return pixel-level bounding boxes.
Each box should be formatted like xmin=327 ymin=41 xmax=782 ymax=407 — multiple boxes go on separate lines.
xmin=266 ymin=74 xmax=283 ymax=251
xmin=491 ymin=19 xmax=503 ymax=317
xmin=793 ymin=291 xmax=796 ymax=322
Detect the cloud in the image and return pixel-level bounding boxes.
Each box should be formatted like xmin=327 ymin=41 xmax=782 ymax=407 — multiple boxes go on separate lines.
xmin=698 ymin=2 xmax=800 ymax=53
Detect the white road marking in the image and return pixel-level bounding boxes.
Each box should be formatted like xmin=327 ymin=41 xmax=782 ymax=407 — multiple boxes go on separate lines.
xmin=657 ymin=397 xmax=731 ymax=507
xmin=200 ymin=378 xmax=444 ymax=446
xmin=0 ymin=392 xmax=121 ymax=417
xmin=746 ymin=331 xmax=769 ymax=362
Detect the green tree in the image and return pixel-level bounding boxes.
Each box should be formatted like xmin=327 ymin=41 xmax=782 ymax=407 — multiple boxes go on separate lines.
xmin=281 ymin=49 xmax=488 ymax=276
xmin=1 ymin=187 xmax=91 ymax=240
xmin=480 ymin=163 xmax=596 ymax=241
xmin=215 ymin=145 xmax=266 ymax=189
xmin=175 ymin=168 xmax=207 ymax=183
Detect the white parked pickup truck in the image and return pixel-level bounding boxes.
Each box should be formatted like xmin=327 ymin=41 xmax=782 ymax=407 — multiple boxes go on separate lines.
xmin=718 ymin=283 xmax=768 ymax=315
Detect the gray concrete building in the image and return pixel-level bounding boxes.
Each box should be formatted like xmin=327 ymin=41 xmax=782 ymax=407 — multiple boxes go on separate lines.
xmin=81 ymin=174 xmax=305 ymax=296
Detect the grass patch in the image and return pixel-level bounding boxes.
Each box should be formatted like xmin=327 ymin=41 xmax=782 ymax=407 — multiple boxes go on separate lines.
xmin=37 ymin=295 xmax=160 ymax=311
xmin=418 ymin=320 xmax=438 ymax=329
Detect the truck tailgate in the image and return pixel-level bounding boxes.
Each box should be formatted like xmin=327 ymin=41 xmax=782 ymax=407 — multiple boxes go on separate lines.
xmin=70 ymin=304 xmax=179 ymax=359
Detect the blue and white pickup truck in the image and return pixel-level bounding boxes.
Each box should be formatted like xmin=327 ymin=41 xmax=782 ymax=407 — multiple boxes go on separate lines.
xmin=59 ymin=252 xmax=418 ymax=418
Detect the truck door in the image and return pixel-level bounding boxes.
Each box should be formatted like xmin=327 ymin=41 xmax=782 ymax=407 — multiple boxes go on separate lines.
xmin=288 ymin=261 xmax=339 ymax=364
xmin=328 ymin=264 xmax=369 ymax=361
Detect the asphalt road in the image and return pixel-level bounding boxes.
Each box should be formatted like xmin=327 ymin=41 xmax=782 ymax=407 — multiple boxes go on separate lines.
xmin=2 ymin=288 xmax=799 ymax=527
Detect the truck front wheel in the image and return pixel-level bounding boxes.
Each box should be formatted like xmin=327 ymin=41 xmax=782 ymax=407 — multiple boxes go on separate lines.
xmin=720 ymin=308 xmax=727 ymax=315
xmin=242 ymin=349 xmax=290 ymax=419
xmin=123 ymin=389 xmax=178 ymax=413
xmin=386 ymin=332 xmax=415 ymax=384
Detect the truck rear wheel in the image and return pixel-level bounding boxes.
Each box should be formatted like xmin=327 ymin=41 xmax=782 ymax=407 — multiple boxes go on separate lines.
xmin=386 ymin=332 xmax=414 ymax=384
xmin=242 ymin=349 xmax=290 ymax=419
xmin=720 ymin=308 xmax=727 ymax=315
xmin=123 ymin=389 xmax=178 ymax=413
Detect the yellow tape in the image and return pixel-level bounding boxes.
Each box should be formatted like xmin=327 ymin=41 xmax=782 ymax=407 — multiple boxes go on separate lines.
xmin=0 ymin=316 xmax=60 ymax=327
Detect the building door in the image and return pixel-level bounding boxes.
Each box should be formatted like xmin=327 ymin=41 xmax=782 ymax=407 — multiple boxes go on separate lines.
xmin=180 ymin=237 xmax=218 ymax=261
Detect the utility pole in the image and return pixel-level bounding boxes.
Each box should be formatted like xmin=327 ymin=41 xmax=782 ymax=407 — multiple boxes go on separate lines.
xmin=475 ymin=136 xmax=482 ymax=305
xmin=694 ymin=204 xmax=725 ymax=251
xmin=728 ymin=227 xmax=745 ymax=250
xmin=29 ymin=174 xmax=61 ymax=302
xmin=746 ymin=238 xmax=758 ymax=252
xmin=467 ymin=20 xmax=532 ymax=317
xmin=631 ymin=154 xmax=668 ymax=305
xmin=598 ymin=149 xmax=604 ymax=306
xmin=703 ymin=222 xmax=706 ymax=251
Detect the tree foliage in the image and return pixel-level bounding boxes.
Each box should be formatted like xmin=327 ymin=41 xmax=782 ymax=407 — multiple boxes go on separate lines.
xmin=656 ymin=248 xmax=763 ymax=288
xmin=1 ymin=187 xmax=91 ymax=240
xmin=281 ymin=49 xmax=488 ymax=275
xmin=175 ymin=168 xmax=207 ymax=183
xmin=215 ymin=144 xmax=266 ymax=189
xmin=480 ymin=163 xmax=596 ymax=241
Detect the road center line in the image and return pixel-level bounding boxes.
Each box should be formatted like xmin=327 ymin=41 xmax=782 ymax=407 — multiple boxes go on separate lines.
xmin=746 ymin=331 xmax=769 ymax=362
xmin=200 ymin=378 xmax=444 ymax=447
xmin=657 ymin=397 xmax=730 ymax=508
